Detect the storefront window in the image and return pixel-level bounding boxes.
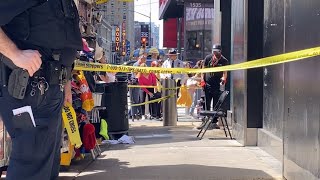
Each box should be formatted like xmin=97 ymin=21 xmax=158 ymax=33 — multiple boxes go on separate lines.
xmin=184 ymin=2 xmax=214 ymax=62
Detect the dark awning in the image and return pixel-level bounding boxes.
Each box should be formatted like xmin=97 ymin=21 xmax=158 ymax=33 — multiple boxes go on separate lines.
xmin=159 ymin=0 xmax=184 ymax=20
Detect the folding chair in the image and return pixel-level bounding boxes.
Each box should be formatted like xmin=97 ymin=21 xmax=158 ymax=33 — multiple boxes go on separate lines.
xmin=197 ymin=91 xmax=233 ymax=140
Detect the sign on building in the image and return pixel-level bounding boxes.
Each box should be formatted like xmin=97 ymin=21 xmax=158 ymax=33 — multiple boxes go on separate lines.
xmin=126 ymin=40 xmax=131 ymax=57
xmin=115 ymin=26 xmax=120 ymax=52
xmin=121 ymin=21 xmax=126 ymax=56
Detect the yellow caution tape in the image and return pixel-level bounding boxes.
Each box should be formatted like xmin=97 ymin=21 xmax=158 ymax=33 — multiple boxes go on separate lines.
xmin=62 ymin=103 xmax=83 ymax=148
xmin=128 ymin=85 xmax=178 ymax=90
xmin=96 ymin=0 xmax=108 ymax=4
xmin=74 ymin=47 xmax=320 ymax=74
xmin=129 ymin=94 xmax=175 ymax=107
xmin=96 ymin=0 xmax=133 ymax=5
xmin=127 ymin=85 xmax=202 ymax=90
xmin=128 ymin=85 xmax=159 ymax=89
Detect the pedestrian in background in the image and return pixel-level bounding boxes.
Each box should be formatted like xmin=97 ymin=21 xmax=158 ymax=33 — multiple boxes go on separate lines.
xmin=96 ymin=55 xmax=116 ymax=83
xmin=149 ymin=48 xmax=159 ymax=62
xmin=137 ymin=63 xmax=161 ymax=119
xmin=188 ymin=60 xmax=203 ymax=117
xmin=129 ymin=53 xmax=147 ymax=121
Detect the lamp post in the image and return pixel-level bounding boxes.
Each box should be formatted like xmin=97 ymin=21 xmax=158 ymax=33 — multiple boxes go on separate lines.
xmin=149 ymin=0 xmax=152 ymax=48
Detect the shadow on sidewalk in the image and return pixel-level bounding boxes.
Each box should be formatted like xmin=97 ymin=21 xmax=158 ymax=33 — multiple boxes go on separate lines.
xmin=59 ymin=158 xmax=278 ymax=180
xmin=100 ymin=125 xmax=237 ymax=152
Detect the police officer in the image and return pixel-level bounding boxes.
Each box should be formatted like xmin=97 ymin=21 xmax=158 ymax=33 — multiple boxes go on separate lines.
xmin=160 ymin=48 xmax=186 ymax=96
xmin=0 ymin=0 xmax=82 ymax=179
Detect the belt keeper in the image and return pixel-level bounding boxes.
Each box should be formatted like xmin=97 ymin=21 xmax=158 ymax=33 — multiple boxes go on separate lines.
xmin=52 ymin=53 xmax=61 ymax=61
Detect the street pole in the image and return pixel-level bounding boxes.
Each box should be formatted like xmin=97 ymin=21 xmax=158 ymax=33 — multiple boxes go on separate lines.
xmin=149 ymin=0 xmax=152 ymax=48
xmin=126 ymin=9 xmax=151 ymax=47
xmin=177 ymin=18 xmax=182 ymax=59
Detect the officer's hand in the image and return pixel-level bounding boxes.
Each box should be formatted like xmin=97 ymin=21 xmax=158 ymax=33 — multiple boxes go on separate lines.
xmin=220 ymin=77 xmax=227 ymax=84
xmin=13 ymin=50 xmax=42 ymax=76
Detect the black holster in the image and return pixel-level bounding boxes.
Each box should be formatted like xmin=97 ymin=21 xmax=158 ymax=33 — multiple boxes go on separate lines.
xmin=0 ymin=55 xmax=28 ymax=99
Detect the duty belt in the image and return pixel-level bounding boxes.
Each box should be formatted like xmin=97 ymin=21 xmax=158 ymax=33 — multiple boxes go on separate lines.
xmin=0 ymin=53 xmax=70 ymax=99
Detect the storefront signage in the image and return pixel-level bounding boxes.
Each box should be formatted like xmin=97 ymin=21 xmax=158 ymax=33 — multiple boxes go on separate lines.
xmin=115 ymin=26 xmax=120 ymax=52
xmin=185 ymin=2 xmax=214 ymax=31
xmin=121 ymin=22 xmax=126 ymax=56
xmin=126 ymin=41 xmax=131 ymax=56
xmin=159 ymin=0 xmax=169 ymax=18
xmin=186 ymin=8 xmax=214 ymax=21
xmin=189 ymin=2 xmax=202 ymax=8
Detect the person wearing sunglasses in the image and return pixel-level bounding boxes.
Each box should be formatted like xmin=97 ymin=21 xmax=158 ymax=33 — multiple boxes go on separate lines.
xmin=198 ymin=44 xmax=229 ymax=129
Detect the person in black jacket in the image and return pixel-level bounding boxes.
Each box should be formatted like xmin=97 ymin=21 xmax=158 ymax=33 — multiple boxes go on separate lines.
xmin=0 ymin=1 xmax=82 ymax=179
xmin=198 ymin=44 xmax=228 ymax=129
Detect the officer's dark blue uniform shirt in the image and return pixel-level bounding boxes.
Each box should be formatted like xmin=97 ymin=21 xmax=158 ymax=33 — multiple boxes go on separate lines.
xmin=0 ymin=0 xmax=82 ymax=56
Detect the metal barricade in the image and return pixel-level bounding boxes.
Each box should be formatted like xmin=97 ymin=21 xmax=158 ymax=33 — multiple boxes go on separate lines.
xmin=162 ymin=79 xmax=177 ymax=126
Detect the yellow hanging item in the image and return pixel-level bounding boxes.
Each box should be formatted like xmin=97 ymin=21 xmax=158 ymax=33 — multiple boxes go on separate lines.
xmin=60 ymin=143 xmax=75 ymax=166
xmin=76 ymin=71 xmax=94 ymax=111
xmin=99 ymin=119 xmax=109 ymax=140
xmin=62 ymin=103 xmax=83 ymax=148
xmin=177 ymin=85 xmax=192 ymax=107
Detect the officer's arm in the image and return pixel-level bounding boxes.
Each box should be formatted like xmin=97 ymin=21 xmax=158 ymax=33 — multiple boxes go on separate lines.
xmin=222 ymin=59 xmax=228 ymax=82
xmin=0 ymin=28 xmax=42 ymax=76
xmin=201 ymin=59 xmax=207 ymax=81
xmin=0 ymin=28 xmax=20 ymax=62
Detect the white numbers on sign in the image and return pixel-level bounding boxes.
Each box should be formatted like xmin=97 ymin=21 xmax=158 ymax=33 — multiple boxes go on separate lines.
xmin=190 ymin=3 xmax=201 ymax=8
xmin=141 ymin=32 xmax=149 ymax=37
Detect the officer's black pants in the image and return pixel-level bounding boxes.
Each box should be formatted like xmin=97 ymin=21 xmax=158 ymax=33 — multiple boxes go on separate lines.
xmin=0 ymin=85 xmax=64 ymax=180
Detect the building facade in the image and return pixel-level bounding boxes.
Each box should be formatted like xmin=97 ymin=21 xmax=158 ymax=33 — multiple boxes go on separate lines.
xmin=96 ymin=18 xmax=113 ymax=63
xmin=101 ymin=0 xmax=135 ymax=59
xmin=160 ymin=1 xmax=320 ymax=180
xmin=151 ymin=24 xmax=160 ymax=48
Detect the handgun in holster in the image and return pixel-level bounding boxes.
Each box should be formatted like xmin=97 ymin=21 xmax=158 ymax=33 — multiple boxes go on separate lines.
xmin=1 ymin=55 xmax=29 ymax=100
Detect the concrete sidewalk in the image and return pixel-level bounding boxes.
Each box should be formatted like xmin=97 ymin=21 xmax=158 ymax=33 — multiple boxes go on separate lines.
xmin=59 ymin=121 xmax=282 ymax=180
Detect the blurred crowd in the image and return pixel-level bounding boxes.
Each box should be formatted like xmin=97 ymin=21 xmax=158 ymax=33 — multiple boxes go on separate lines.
xmin=94 ymin=45 xmax=228 ymax=129
xmin=128 ymin=48 xmax=206 ymax=121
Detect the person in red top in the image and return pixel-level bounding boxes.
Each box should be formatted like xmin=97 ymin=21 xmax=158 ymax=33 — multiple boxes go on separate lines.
xmin=137 ymin=63 xmax=161 ymax=119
